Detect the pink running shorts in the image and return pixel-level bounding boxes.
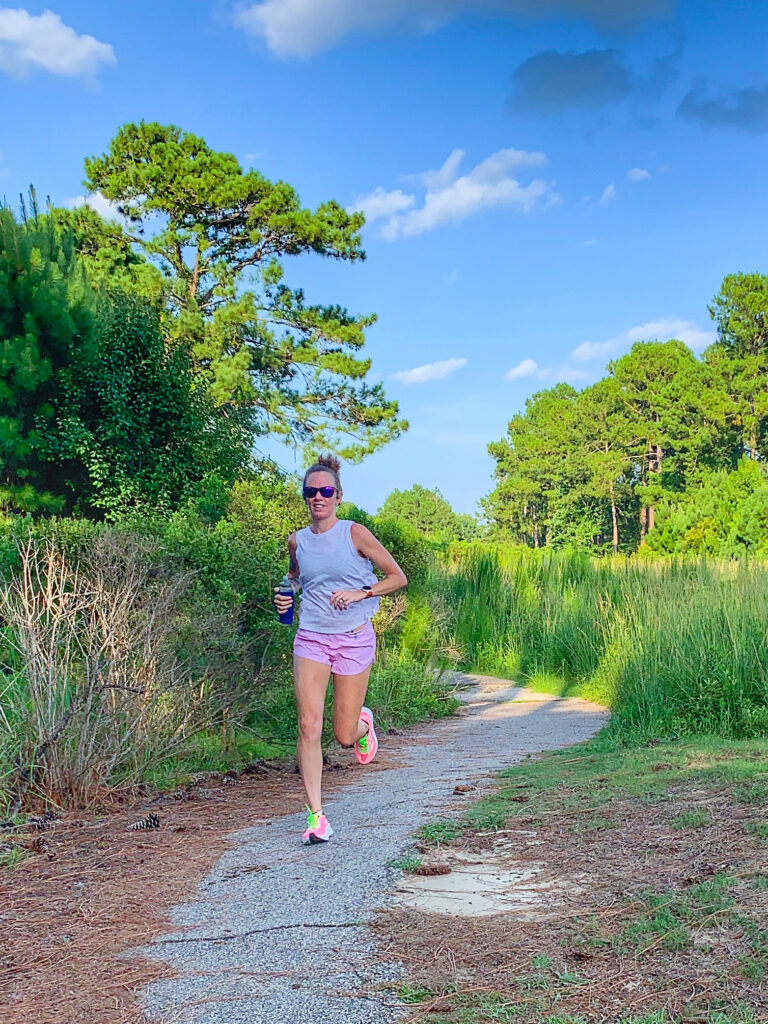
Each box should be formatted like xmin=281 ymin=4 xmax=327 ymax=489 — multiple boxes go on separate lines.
xmin=293 ymin=621 xmax=377 ymax=675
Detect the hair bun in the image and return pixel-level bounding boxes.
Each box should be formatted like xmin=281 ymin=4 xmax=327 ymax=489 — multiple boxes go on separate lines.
xmin=317 ymin=454 xmax=341 ymax=474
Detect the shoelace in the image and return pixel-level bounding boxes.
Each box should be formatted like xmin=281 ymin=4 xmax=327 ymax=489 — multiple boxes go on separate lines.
xmin=357 ymin=732 xmax=369 ymax=753
xmin=306 ymin=808 xmax=321 ymax=828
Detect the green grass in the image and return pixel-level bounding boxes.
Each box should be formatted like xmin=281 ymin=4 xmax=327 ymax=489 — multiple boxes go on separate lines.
xmin=417 ymin=819 xmax=464 ymax=846
xmin=135 ymin=731 xmax=287 ymax=791
xmin=456 ymin=734 xmax=768 ymax=839
xmin=672 ymin=807 xmax=710 ymax=829
xmin=616 ymin=874 xmax=735 ymax=954
xmin=400 ymin=734 xmax=768 ymax=1022
xmin=0 ymin=844 xmax=26 ymax=868
xmin=405 ymin=995 xmax=762 ymax=1024
xmin=387 ymin=853 xmax=423 ymax=873
xmin=416 ymin=733 xmax=768 ymax=844
xmin=432 ymin=546 xmax=768 ymax=741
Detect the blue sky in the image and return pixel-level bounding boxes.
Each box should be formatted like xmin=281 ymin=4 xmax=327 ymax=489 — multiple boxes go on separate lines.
xmin=2 ymin=1 xmax=767 ymax=514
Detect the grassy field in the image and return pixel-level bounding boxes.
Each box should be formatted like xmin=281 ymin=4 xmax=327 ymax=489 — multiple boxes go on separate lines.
xmin=429 ymin=545 xmax=768 ymax=742
xmin=381 ymin=737 xmax=768 ymax=1024
xmin=380 ymin=546 xmax=768 ymax=1023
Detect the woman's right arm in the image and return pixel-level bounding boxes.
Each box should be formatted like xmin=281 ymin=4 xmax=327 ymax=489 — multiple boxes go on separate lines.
xmin=274 ymin=534 xmax=299 ymax=613
xmin=287 ymin=534 xmax=300 ymax=590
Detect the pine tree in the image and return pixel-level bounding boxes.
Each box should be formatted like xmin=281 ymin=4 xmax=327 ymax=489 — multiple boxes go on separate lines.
xmin=80 ymin=121 xmax=405 ymax=461
xmin=0 ymin=206 xmax=94 ymax=512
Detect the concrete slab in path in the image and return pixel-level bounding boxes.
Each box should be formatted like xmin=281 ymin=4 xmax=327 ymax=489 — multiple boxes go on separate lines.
xmin=139 ymin=676 xmax=608 ymax=1023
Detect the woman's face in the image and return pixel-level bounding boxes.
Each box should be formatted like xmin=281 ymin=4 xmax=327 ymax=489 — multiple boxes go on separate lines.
xmin=304 ymin=470 xmax=341 ymax=522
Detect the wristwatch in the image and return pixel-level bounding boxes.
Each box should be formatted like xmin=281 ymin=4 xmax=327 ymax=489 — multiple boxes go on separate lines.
xmin=361 ymin=585 xmax=374 ymax=599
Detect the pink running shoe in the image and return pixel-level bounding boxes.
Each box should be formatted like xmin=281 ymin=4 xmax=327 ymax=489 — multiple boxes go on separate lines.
xmin=302 ymin=807 xmax=333 ymax=845
xmin=355 ymin=706 xmax=378 ymax=765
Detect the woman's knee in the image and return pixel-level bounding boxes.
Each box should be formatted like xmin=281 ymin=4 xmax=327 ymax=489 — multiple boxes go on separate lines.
xmin=333 ymin=720 xmax=359 ymax=748
xmin=297 ymin=712 xmax=323 ymax=742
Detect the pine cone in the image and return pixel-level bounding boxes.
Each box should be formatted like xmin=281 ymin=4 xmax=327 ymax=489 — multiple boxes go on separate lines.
xmin=126 ymin=813 xmax=160 ymax=832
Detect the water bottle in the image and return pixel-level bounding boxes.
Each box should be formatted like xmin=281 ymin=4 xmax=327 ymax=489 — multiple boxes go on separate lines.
xmin=277 ymin=574 xmax=295 ymax=625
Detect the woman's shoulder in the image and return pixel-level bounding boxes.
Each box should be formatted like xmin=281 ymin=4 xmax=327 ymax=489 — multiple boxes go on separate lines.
xmin=349 ymin=520 xmax=375 ymax=544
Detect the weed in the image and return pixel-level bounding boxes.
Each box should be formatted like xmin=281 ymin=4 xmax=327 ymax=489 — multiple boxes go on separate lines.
xmin=520 ymin=970 xmax=551 ymax=991
xmin=388 ymin=854 xmax=423 ymax=873
xmin=398 ymin=983 xmax=435 ymax=1004
xmin=739 ymin=955 xmax=764 ymax=982
xmin=554 ymin=969 xmax=588 ymax=986
xmin=572 ymin=814 xmax=618 ymax=832
xmin=616 ymin=875 xmax=735 ymax=954
xmin=417 ymin=819 xmax=463 ymax=846
xmin=531 ymin=953 xmax=553 ymax=969
xmin=672 ymin=808 xmax=710 ymax=829
xmin=735 ymin=782 xmax=768 ymax=805
xmin=0 ymin=844 xmax=25 ymax=868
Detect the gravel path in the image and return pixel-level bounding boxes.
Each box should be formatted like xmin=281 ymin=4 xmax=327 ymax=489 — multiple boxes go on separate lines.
xmin=140 ymin=676 xmax=607 ymax=1023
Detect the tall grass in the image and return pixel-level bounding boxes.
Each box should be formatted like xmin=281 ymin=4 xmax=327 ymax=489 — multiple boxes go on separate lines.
xmin=433 ymin=544 xmax=768 ymax=740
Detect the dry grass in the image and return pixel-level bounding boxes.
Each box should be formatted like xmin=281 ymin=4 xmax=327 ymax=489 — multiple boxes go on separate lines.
xmin=0 ymin=749 xmax=399 ymax=1024
xmin=372 ymin=780 xmax=768 ymax=1023
xmin=1 ymin=534 xmax=198 ymax=811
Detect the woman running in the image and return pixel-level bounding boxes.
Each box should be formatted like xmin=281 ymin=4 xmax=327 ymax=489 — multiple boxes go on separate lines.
xmin=274 ymin=455 xmax=408 ymax=845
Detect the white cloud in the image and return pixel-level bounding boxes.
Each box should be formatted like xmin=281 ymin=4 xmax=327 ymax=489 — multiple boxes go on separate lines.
xmin=67 ymin=192 xmax=122 ymax=221
xmin=598 ymin=182 xmax=617 ymax=205
xmin=234 ymin=0 xmax=670 ymax=57
xmin=445 ymin=268 xmax=458 ymax=286
xmin=350 ymin=186 xmax=415 ymax=223
xmin=627 ymin=167 xmax=651 ymax=182
xmin=0 ymin=7 xmax=115 ymax=78
xmin=505 ymin=358 xmax=538 ymax=381
xmin=572 ymin=317 xmax=717 ymax=362
xmin=391 ymin=357 xmax=468 ymax=385
xmin=558 ymin=365 xmax=593 ymax=384
xmin=365 ymin=146 xmax=555 ymax=240
xmin=582 ymin=238 xmax=599 ymax=247
xmin=420 ymin=147 xmax=465 ymax=190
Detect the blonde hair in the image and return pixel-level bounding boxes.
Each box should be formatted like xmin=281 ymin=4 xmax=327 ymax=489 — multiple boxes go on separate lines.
xmin=303 ymin=454 xmax=342 ymax=491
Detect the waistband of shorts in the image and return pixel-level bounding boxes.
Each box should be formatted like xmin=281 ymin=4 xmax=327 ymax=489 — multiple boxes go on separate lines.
xmin=296 ymin=621 xmax=374 ymax=638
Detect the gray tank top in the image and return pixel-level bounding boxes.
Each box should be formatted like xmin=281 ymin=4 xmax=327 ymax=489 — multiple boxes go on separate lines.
xmin=295 ymin=519 xmax=379 ymax=633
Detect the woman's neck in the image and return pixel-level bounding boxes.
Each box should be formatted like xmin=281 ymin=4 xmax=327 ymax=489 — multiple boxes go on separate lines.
xmin=310 ymin=514 xmax=339 ymax=534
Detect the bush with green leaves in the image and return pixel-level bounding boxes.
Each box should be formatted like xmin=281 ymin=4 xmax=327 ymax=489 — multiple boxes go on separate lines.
xmin=0 ymin=206 xmax=253 ymax=519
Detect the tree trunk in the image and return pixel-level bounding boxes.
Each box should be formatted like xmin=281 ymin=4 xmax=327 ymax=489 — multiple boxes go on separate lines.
xmin=646 ymin=444 xmax=663 ymax=537
xmin=610 ymin=483 xmax=619 ymax=555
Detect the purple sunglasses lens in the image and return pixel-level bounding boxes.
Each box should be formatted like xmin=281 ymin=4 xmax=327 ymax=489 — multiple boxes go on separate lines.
xmin=304 ymin=485 xmax=336 ymax=498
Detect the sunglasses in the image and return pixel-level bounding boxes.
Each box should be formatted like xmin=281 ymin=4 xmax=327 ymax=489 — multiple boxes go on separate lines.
xmin=303 ymin=485 xmax=337 ymax=499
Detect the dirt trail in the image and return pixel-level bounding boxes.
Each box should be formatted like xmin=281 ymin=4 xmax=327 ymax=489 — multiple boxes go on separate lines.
xmin=139 ymin=676 xmax=607 ymax=1023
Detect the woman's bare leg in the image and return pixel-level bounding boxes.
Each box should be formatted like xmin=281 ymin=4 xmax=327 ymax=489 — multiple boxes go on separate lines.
xmin=294 ymin=656 xmax=331 ymax=812
xmin=331 ymin=666 xmax=373 ymax=747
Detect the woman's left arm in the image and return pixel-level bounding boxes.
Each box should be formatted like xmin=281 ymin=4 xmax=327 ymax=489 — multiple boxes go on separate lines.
xmin=330 ymin=524 xmax=408 ymax=609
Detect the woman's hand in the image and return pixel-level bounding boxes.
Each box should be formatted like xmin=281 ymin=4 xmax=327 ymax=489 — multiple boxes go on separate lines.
xmin=274 ymin=589 xmax=294 ymax=614
xmin=330 ymin=589 xmax=364 ymax=610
